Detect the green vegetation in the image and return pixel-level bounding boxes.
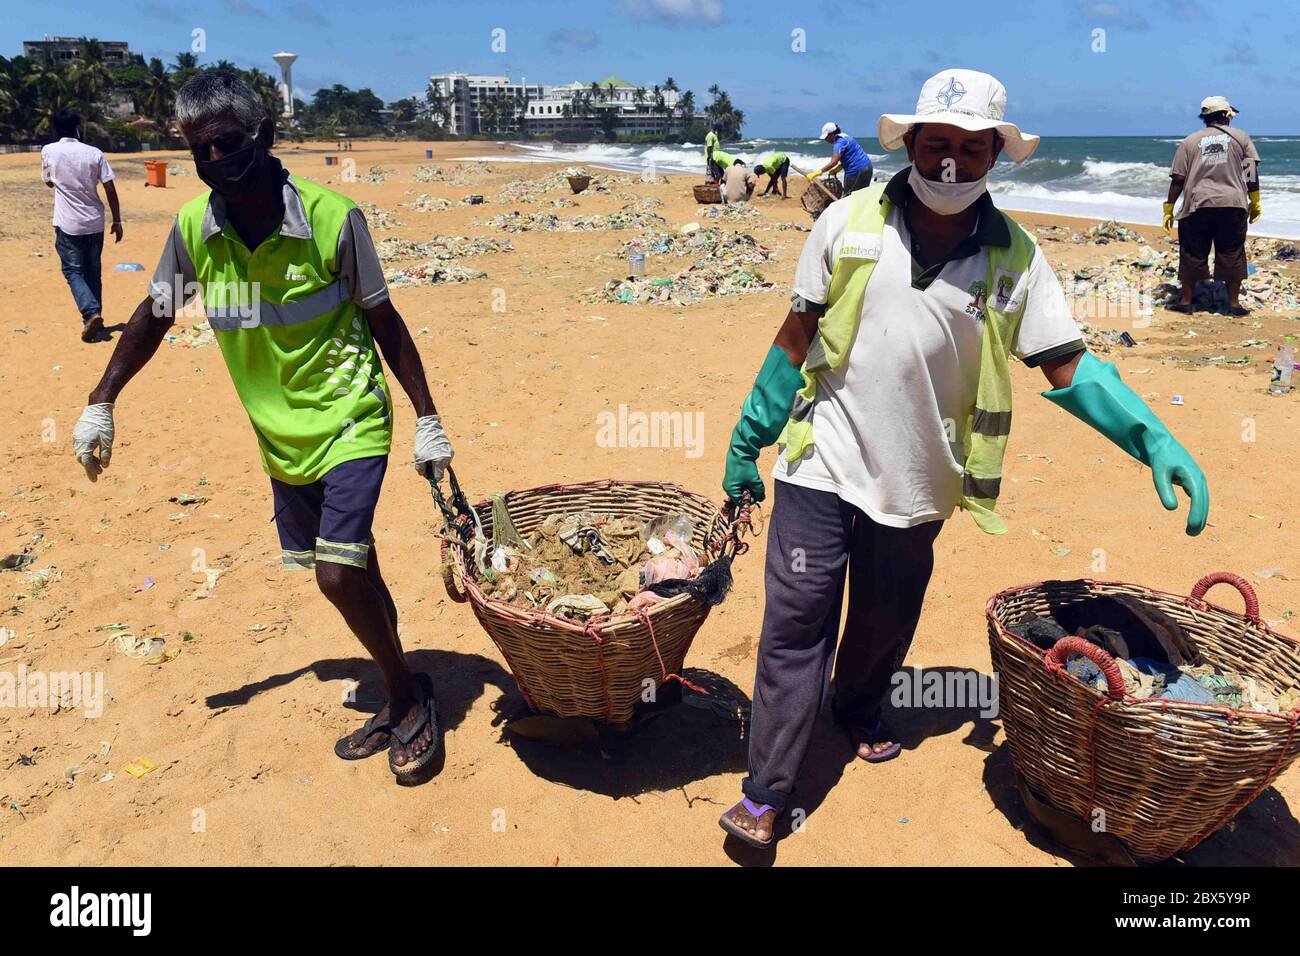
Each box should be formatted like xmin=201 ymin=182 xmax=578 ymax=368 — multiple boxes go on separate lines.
xmin=0 ymin=39 xmax=743 ymax=148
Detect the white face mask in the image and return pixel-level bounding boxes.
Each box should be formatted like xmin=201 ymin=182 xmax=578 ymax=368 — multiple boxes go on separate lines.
xmin=907 ymin=165 xmax=988 ymax=215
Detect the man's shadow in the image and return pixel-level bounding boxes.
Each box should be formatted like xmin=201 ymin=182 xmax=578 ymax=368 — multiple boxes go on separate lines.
xmin=89 ymin=322 xmax=127 ymax=342
xmin=724 ymin=665 xmax=1000 ymax=866
xmin=207 ymin=654 xmax=752 ymax=796
xmin=206 ymin=647 xmax=517 ymax=739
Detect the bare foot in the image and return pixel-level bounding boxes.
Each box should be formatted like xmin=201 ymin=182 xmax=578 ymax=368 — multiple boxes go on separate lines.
xmin=720 ymin=800 xmax=776 ymax=845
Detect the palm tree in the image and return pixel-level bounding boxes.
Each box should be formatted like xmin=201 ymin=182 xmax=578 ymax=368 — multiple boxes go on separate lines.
xmin=663 ymin=76 xmax=678 ymax=92
xmin=678 ymin=89 xmax=695 ymax=127
xmin=68 ymin=38 xmax=112 ymax=112
xmin=425 ymin=81 xmax=450 ymax=131
xmin=172 ymin=52 xmax=199 ymax=72
xmin=144 ymin=57 xmax=174 ymax=125
xmin=244 ymin=67 xmax=280 ymax=118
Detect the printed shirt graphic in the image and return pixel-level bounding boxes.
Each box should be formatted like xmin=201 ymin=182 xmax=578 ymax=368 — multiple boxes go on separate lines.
xmin=776 ymin=196 xmax=1082 ymax=527
xmin=1171 ymin=126 xmax=1260 ymax=219
xmin=149 ymin=174 xmax=393 ymax=484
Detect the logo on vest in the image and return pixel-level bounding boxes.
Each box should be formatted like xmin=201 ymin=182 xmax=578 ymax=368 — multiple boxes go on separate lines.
xmin=992 ymin=269 xmax=1026 ymax=311
xmin=839 ymin=231 xmax=881 ymax=261
xmin=965 ymin=279 xmax=988 ymax=321
xmin=285 ymin=263 xmax=321 ymax=283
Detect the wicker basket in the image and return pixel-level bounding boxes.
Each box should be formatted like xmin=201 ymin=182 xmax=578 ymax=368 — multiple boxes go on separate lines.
xmin=693 ymin=183 xmax=722 ymax=204
xmin=988 ymin=572 xmax=1300 ymax=863
xmin=800 ymin=176 xmax=842 ymax=219
xmin=441 ymin=479 xmax=746 ymax=724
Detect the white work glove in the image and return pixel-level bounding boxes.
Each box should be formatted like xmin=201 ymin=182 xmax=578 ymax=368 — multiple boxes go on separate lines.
xmin=73 ymin=403 xmax=115 ymax=482
xmin=413 ymin=414 xmax=453 ymax=482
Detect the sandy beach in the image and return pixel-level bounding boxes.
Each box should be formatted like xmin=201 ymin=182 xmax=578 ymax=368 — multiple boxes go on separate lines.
xmin=2 ymin=139 xmax=1298 ymax=866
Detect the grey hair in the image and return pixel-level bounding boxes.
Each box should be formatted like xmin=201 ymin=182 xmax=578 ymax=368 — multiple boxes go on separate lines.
xmin=176 ymin=69 xmax=266 ymax=132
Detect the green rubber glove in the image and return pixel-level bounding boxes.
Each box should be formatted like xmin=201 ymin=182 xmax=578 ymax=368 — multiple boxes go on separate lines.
xmin=724 ymin=345 xmax=805 ymax=503
xmin=1043 ymin=351 xmax=1209 ymax=536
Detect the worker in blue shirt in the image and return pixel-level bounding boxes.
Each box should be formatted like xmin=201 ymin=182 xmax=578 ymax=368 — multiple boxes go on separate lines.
xmin=809 ymin=122 xmax=873 ymax=193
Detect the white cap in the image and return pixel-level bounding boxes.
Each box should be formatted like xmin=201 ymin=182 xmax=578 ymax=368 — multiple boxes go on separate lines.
xmin=877 ymin=68 xmax=1040 ymax=163
xmin=819 ymin=121 xmax=839 ymax=139
xmin=1199 ymin=95 xmax=1238 ymax=117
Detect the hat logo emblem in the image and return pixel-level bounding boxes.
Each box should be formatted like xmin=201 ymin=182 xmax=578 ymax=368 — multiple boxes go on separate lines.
xmin=937 ymin=76 xmax=967 ymax=108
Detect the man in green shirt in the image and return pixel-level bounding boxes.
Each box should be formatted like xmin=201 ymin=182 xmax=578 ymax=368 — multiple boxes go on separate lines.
xmin=71 ymin=71 xmax=451 ymax=785
xmin=705 ymin=124 xmax=723 ymax=182
xmin=754 ymin=151 xmax=790 ymax=198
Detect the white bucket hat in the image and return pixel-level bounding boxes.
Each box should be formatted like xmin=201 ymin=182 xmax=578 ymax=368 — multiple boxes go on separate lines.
xmin=877 ymin=68 xmax=1040 ymax=163
xmin=1199 ymin=95 xmax=1238 ymax=117
xmin=819 ymin=121 xmax=839 ymax=139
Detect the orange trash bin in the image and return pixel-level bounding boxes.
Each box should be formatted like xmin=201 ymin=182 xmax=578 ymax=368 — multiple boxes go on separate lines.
xmin=144 ymin=160 xmax=167 ymax=188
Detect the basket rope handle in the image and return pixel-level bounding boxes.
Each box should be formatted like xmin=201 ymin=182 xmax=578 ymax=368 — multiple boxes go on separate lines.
xmin=1045 ymin=636 xmax=1126 ymax=700
xmin=721 ymin=490 xmax=758 ymax=559
xmin=1188 ymin=571 xmax=1261 ymax=626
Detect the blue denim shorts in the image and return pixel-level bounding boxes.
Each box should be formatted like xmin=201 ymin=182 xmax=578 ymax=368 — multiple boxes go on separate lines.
xmin=269 ymin=456 xmax=388 ymax=570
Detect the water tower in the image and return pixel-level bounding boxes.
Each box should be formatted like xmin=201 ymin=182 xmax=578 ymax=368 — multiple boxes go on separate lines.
xmin=272 ymin=51 xmax=297 ymax=118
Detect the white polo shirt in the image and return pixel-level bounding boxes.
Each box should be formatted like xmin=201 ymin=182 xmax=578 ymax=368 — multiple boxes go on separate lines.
xmin=40 ymin=138 xmax=114 ymax=235
xmin=773 ymin=179 xmax=1083 ymax=527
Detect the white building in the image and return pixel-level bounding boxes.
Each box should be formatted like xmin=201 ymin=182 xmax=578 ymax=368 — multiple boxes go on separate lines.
xmin=426 ymin=73 xmax=546 ymax=136
xmin=427 ymin=72 xmax=692 ymax=137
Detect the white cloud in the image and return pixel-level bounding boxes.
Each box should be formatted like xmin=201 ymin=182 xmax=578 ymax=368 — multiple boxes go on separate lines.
xmin=617 ymin=0 xmax=726 ymax=26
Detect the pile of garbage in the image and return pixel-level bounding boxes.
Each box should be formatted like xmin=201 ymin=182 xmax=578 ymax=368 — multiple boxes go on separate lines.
xmin=358 ymin=202 xmax=401 ymax=230
xmin=593 ymin=262 xmax=781 ymax=306
xmin=1083 ymin=220 xmax=1142 ymax=244
xmin=165 ymin=321 xmax=215 ymax=348
xmin=357 ymin=164 xmax=397 ymax=185
xmin=375 ymin=234 xmax=513 ymax=264
xmin=1008 ymin=594 xmax=1300 ymax=714
xmin=449 ymin=163 xmax=495 ymax=185
xmin=476 ymin=510 xmax=705 ymax=619
xmin=700 ymin=203 xmax=763 ymax=223
xmin=478 ymin=208 xmax=667 ymax=233
xmin=166 ymin=163 xmax=190 ymax=176
xmin=1058 ymin=241 xmax=1300 ymax=314
xmin=756 ymin=220 xmax=811 ymax=232
xmin=411 ymin=164 xmax=447 ymax=183
xmin=615 ymin=226 xmax=774 ymax=266
xmin=493 ymin=166 xmax=670 ymax=203
xmin=384 ymin=262 xmax=487 ymax=287
xmin=494 ymin=167 xmax=587 ymax=203
xmin=404 ymin=193 xmax=453 ymax=212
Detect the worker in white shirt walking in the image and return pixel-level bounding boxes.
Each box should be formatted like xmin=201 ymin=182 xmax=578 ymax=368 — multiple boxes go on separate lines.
xmin=41 ymin=109 xmax=123 ymax=342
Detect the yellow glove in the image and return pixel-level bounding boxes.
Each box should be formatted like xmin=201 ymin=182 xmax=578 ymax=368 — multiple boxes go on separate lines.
xmin=1248 ymin=190 xmax=1262 ymax=224
xmin=1162 ymin=202 xmax=1175 ymax=234
xmin=806 ymin=169 xmax=821 ymax=181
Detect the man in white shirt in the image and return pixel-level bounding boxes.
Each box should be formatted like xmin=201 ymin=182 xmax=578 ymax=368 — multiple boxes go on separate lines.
xmin=41 ymin=109 xmax=123 ymax=342
xmin=717 ymin=70 xmax=1209 ymax=849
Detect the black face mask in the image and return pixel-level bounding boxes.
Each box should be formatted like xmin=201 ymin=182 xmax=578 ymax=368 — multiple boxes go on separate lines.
xmin=195 ymin=134 xmax=266 ymax=200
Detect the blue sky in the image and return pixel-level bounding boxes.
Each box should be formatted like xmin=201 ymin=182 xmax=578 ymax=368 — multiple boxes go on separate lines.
xmin=6 ymin=0 xmax=1298 ymax=136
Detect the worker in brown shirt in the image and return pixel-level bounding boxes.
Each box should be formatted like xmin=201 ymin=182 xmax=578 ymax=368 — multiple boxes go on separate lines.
xmin=722 ymin=159 xmax=755 ymax=204
xmin=1164 ymin=95 xmax=1261 ymax=315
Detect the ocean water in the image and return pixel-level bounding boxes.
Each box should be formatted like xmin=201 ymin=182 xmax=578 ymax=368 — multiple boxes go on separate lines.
xmin=473 ymin=135 xmax=1300 ymax=239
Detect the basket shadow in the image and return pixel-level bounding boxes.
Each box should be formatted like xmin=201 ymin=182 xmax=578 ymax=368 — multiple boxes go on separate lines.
xmin=204 ymin=648 xmax=517 ymax=736
xmin=501 ymin=669 xmax=751 ymax=798
xmin=981 ymin=742 xmax=1300 ymax=866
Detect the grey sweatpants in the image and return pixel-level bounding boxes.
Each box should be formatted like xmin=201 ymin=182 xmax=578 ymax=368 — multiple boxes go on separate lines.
xmin=742 ymin=479 xmax=943 ymax=811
